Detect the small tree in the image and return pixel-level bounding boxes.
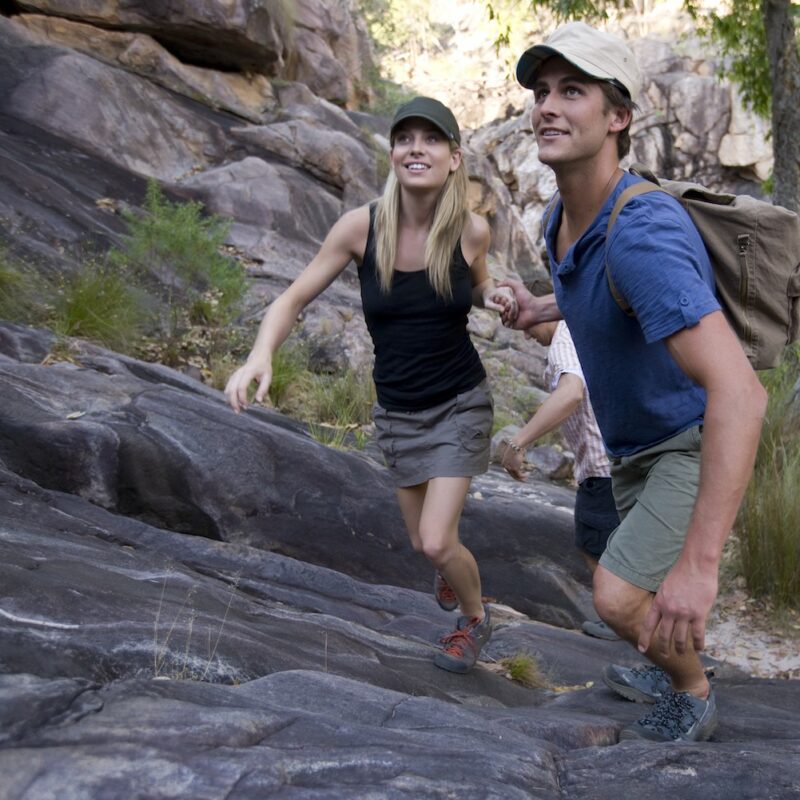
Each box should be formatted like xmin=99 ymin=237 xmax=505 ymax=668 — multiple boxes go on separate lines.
xmin=687 ymin=0 xmax=799 ymax=211
xmin=111 ymin=181 xmax=246 ymax=351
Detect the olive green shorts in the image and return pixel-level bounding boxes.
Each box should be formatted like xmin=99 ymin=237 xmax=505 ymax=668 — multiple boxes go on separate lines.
xmin=599 ymin=425 xmax=703 ymax=592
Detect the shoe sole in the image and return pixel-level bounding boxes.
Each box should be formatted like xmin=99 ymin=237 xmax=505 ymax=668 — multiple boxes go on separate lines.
xmin=433 ymin=656 xmax=474 ymax=674
xmin=603 ymin=673 xmax=660 ymax=704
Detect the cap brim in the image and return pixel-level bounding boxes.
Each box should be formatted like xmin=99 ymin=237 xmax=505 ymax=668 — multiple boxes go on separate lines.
xmin=516 ymin=45 xmax=558 ymax=88
xmin=516 ymin=45 xmax=628 ymax=94
xmin=390 ymin=112 xmax=458 ymax=143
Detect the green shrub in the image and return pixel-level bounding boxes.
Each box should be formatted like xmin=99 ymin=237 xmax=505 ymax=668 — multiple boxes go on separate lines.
xmin=0 ymin=254 xmax=27 ymax=321
xmin=491 ymin=408 xmax=519 ymax=436
xmin=737 ymin=345 xmax=800 ymax=609
xmin=307 ymin=367 xmax=375 ymax=428
xmin=0 ymin=248 xmax=52 ymax=325
xmin=269 ymin=340 xmax=313 ymax=409
xmin=364 ymin=71 xmax=418 ymax=118
xmin=51 ymin=261 xmax=148 ymax=353
xmin=112 ymin=180 xmax=246 ymax=334
xmin=265 ymin=350 xmax=375 ymax=450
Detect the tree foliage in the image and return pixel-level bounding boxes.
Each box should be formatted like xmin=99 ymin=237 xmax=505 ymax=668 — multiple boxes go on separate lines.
xmin=494 ymin=0 xmax=799 ymax=209
xmin=686 ymin=0 xmax=773 ymax=118
xmin=357 ymin=0 xmax=450 ymax=58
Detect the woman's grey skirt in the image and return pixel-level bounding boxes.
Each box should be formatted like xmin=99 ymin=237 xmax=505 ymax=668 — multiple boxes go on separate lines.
xmin=372 ymin=380 xmax=493 ymax=488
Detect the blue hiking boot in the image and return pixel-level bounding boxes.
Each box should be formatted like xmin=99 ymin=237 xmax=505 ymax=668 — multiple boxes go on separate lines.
xmin=581 ymin=619 xmax=620 ymax=641
xmin=603 ymin=663 xmax=671 ymax=703
xmin=619 ymin=687 xmax=718 ymax=742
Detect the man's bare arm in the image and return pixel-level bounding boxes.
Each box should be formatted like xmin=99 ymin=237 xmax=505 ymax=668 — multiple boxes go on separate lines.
xmin=638 ymin=310 xmax=767 ymax=658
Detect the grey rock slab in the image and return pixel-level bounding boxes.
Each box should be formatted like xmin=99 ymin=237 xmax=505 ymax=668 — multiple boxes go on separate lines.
xmin=0 ymin=111 xmax=145 ymax=271
xmin=0 ymin=673 xmax=562 ymax=800
xmin=0 ymin=465 xmax=540 ymax=707
xmin=0 ymin=323 xmax=595 ymax=627
xmin=559 ymin=740 xmax=800 ymax=800
xmin=2 ymin=439 xmax=800 ymax=797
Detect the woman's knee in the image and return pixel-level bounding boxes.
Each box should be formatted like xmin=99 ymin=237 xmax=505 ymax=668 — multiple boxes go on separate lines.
xmin=419 ymin=529 xmax=457 ymax=566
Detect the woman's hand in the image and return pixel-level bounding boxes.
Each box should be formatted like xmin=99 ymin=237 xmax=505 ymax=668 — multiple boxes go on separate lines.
xmin=497 ymin=280 xmax=562 ymax=330
xmin=499 ymin=439 xmax=527 ymax=482
xmin=224 ymin=360 xmax=272 ymax=414
xmin=483 ymin=285 xmax=518 ymax=322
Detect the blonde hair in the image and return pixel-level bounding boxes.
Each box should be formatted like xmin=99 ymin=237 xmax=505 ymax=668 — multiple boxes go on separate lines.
xmin=374 ymin=141 xmax=470 ymax=299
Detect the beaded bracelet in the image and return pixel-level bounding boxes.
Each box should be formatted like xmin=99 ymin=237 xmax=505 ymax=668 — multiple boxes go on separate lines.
xmin=503 ymin=439 xmax=524 ymax=455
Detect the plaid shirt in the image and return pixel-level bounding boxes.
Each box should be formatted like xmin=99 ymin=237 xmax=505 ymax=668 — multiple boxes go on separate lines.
xmin=544 ymin=321 xmax=611 ymax=485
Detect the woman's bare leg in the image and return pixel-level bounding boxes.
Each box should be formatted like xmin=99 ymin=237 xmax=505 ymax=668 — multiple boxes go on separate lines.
xmin=397 ymin=476 xmax=482 ymax=619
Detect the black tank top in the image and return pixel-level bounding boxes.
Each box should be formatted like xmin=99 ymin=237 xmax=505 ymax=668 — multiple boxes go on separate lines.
xmin=358 ymin=204 xmax=486 ymax=411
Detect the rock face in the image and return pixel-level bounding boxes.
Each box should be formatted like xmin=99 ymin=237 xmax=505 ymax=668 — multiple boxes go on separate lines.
xmin=15 ymin=0 xmax=293 ymax=72
xmin=0 ymin=6 xmax=552 ymax=414
xmin=1 ymin=324 xmax=799 ymax=797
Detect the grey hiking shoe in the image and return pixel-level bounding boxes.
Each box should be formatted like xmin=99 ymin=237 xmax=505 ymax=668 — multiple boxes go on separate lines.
xmin=619 ymin=687 xmax=718 ymax=742
xmin=603 ymin=663 xmax=671 ymax=703
xmin=433 ymin=604 xmax=492 ymax=673
xmin=434 ymin=571 xmax=459 ymax=612
xmin=581 ymin=619 xmax=620 ymax=641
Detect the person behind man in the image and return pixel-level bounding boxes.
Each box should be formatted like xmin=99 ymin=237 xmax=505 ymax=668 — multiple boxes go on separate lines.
xmin=499 ymin=320 xmax=620 ymax=640
xmin=501 ymin=22 xmax=767 ymax=742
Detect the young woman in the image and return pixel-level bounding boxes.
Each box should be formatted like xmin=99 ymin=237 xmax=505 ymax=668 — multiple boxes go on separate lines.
xmin=225 ymin=96 xmax=516 ymax=673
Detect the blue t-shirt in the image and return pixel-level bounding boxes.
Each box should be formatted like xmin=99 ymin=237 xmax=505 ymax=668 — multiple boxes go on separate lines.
xmin=545 ymin=171 xmax=721 ymax=457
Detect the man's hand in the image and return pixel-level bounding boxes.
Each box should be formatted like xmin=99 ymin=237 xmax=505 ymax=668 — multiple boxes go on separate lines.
xmin=497 ymin=280 xmax=561 ymax=330
xmin=638 ymin=557 xmax=718 ymax=658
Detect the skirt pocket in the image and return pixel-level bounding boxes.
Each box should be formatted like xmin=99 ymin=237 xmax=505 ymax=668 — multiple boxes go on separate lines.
xmin=454 ymin=382 xmax=493 ymax=453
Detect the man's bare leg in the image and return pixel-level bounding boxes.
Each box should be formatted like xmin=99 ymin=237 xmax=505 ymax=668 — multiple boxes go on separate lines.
xmin=594 ymin=565 xmax=710 ymax=698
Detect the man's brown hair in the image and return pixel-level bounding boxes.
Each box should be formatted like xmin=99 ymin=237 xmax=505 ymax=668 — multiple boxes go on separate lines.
xmin=599 ymin=82 xmax=638 ymax=159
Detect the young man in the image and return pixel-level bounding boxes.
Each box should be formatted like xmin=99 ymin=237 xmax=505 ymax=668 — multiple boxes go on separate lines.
xmin=504 ymin=22 xmax=767 ymax=742
xmin=499 ymin=320 xmax=620 ymax=640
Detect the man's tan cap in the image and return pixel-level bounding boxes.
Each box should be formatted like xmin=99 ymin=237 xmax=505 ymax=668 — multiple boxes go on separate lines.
xmin=516 ymin=21 xmax=641 ymax=99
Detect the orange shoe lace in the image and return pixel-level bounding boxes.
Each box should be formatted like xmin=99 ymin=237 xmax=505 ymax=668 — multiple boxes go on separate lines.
xmin=439 ymin=623 xmax=480 ymax=657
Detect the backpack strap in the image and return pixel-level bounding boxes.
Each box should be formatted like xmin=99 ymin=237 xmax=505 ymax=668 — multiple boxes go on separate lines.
xmin=605 ymin=180 xmax=665 ymax=315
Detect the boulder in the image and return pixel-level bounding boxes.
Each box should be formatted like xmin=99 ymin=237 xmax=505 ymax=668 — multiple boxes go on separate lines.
xmin=14 ymin=0 xmax=290 ymax=71
xmin=13 ymin=13 xmax=278 ymax=123
xmin=0 ymin=19 xmax=229 ymax=181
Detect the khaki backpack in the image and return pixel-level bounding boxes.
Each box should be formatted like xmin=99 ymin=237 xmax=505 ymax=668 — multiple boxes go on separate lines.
xmin=606 ymin=165 xmax=800 ymax=370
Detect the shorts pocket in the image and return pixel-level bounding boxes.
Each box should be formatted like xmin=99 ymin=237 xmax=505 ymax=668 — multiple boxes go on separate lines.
xmin=455 ymin=383 xmax=493 ymax=453
xmin=372 ymin=403 xmax=396 ymax=467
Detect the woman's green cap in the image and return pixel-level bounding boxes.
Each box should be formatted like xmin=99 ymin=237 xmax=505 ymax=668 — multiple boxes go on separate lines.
xmin=390 ymin=96 xmax=460 ymax=145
